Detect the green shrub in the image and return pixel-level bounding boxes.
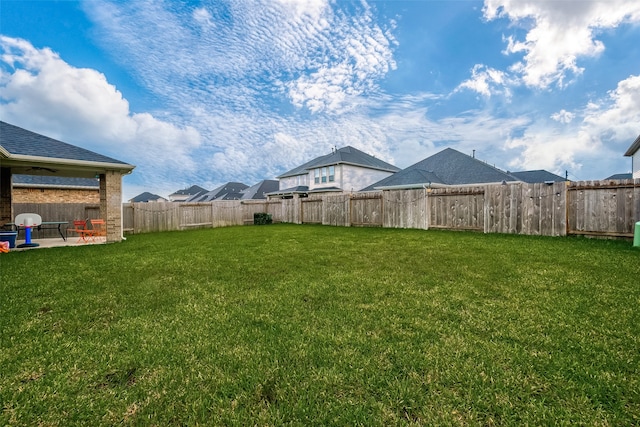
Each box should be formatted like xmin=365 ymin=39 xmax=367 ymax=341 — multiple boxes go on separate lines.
xmin=253 ymin=212 xmax=272 ymax=225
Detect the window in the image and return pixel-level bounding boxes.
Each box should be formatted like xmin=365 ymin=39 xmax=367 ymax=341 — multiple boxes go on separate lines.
xmin=314 ymin=169 xmax=320 ymax=184
xmin=321 ymin=167 xmax=327 ymax=183
xmin=329 ymin=166 xmax=335 ymax=182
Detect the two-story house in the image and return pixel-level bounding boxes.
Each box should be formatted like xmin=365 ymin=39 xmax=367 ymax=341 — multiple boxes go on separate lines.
xmin=269 ymin=146 xmax=400 ymax=198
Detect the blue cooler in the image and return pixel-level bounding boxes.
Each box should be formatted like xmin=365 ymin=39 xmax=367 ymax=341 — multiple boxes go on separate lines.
xmin=0 ymin=231 xmax=18 ymax=248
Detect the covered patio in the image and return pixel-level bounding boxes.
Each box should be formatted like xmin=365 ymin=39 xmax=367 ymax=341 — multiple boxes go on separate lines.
xmin=0 ymin=121 xmax=135 ymax=243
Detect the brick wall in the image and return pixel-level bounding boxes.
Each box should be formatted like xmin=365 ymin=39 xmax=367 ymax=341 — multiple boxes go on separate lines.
xmin=13 ymin=188 xmax=100 ymax=204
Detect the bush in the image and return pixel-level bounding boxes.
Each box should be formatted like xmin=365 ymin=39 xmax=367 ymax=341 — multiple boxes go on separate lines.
xmin=253 ymin=212 xmax=272 ymax=225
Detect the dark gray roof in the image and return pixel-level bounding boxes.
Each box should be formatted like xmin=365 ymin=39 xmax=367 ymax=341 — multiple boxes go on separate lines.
xmin=186 ymin=182 xmax=249 ymax=202
xmin=13 ymin=174 xmax=99 ymax=188
xmin=510 ymin=170 xmax=567 ymax=183
xmin=129 ymin=192 xmax=166 ymax=202
xmin=624 ymin=134 xmax=640 ymax=156
xmin=241 ymin=180 xmax=279 ymax=200
xmin=266 ymin=185 xmax=309 ymax=196
xmin=363 ymin=148 xmax=519 ymax=190
xmin=604 ymin=173 xmax=633 ymax=180
xmin=277 ymin=146 xmax=400 ymax=178
xmin=0 ymin=121 xmax=130 ymax=165
xmin=169 ymin=185 xmax=209 ymax=197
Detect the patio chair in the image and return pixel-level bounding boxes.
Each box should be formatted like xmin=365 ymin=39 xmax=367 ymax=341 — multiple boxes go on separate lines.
xmin=68 ymin=219 xmax=93 ymax=243
xmin=90 ymin=219 xmax=106 ymax=240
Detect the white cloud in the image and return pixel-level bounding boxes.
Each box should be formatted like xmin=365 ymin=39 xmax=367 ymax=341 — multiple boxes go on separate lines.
xmin=484 ymin=0 xmax=640 ymax=88
xmin=456 ymin=64 xmax=511 ymax=98
xmin=193 ymin=7 xmax=214 ymax=30
xmin=0 ymin=36 xmax=201 ymax=190
xmin=583 ymin=74 xmax=640 ymax=142
xmin=551 ymin=109 xmax=575 ymax=124
xmin=505 ymin=74 xmax=640 ymax=176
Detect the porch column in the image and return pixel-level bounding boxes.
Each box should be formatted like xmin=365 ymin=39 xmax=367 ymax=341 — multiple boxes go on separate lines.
xmin=99 ymin=170 xmax=124 ymax=242
xmin=0 ymin=167 xmax=12 ymax=226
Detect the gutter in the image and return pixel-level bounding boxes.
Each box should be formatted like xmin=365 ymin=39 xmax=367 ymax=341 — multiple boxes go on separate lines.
xmin=1 ymin=153 xmax=135 ymax=173
xmin=374 ymin=180 xmax=522 ymax=191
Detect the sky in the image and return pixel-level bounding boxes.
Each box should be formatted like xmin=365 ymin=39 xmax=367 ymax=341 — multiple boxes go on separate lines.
xmin=1 ymin=0 xmax=639 ymax=201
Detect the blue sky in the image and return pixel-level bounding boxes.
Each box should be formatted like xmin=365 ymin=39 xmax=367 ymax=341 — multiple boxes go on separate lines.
xmin=2 ymin=0 xmax=639 ymax=200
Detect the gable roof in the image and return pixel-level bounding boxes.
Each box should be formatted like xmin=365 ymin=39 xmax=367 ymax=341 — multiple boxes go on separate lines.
xmin=186 ymin=182 xmax=249 ymax=202
xmin=13 ymin=174 xmax=99 ymax=189
xmin=241 ymin=180 xmax=279 ymax=200
xmin=624 ymin=134 xmax=640 ymax=156
xmin=129 ymin=192 xmax=167 ymax=203
xmin=605 ymin=173 xmax=633 ymax=180
xmin=0 ymin=121 xmax=134 ymax=177
xmin=277 ymin=146 xmax=400 ymax=179
xmin=510 ymin=170 xmax=567 ymax=183
xmin=169 ymin=185 xmax=208 ymax=197
xmin=363 ymin=148 xmax=519 ymax=190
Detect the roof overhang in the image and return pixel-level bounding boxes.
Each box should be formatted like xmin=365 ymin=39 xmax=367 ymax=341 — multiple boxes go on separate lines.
xmin=624 ymin=135 xmax=640 ymax=157
xmin=374 ymin=180 xmax=521 ymax=191
xmin=0 ymin=151 xmax=135 ymax=178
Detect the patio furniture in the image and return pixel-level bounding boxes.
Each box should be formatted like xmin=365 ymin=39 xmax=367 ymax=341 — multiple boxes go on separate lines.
xmin=68 ymin=219 xmax=93 ymax=243
xmin=35 ymin=221 xmax=68 ymax=240
xmin=90 ymin=219 xmax=106 ymax=240
xmin=15 ymin=213 xmax=42 ymax=248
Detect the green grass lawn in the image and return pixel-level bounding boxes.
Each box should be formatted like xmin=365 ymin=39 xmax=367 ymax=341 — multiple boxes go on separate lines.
xmin=1 ymin=224 xmax=639 ymax=426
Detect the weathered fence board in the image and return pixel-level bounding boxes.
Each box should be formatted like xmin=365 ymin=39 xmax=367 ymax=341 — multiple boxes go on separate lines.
xmin=350 ymin=193 xmax=383 ymax=227
xmin=383 ymin=189 xmax=428 ymax=229
xmin=430 ymin=187 xmax=484 ymax=231
xmin=324 ymin=194 xmax=350 ymax=227
xmin=567 ymin=179 xmax=640 ymax=237
xmin=301 ymin=198 xmax=323 ymax=224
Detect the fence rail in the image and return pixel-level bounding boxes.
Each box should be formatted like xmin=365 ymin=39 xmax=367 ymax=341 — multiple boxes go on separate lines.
xmin=13 ymin=179 xmax=640 ymax=239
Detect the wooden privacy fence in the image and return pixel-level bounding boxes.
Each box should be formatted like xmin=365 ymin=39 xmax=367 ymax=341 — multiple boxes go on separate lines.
xmin=19 ymin=179 xmax=637 ymax=239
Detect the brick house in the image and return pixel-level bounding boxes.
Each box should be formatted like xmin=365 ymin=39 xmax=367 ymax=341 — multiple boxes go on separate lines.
xmin=0 ymin=121 xmax=134 ymax=242
xmin=12 ymin=175 xmax=100 ymax=204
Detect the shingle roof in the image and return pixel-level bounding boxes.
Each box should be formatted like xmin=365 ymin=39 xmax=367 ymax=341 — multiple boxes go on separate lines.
xmin=363 ymin=148 xmax=519 ymax=190
xmin=0 ymin=121 xmax=130 ymax=166
xmin=604 ymin=173 xmax=633 ymax=180
xmin=169 ymin=185 xmax=209 ymax=197
xmin=129 ymin=192 xmax=166 ymax=202
xmin=186 ymin=182 xmax=249 ymax=202
xmin=510 ymin=170 xmax=567 ymax=183
xmin=277 ymin=146 xmax=400 ymax=178
xmin=13 ymin=174 xmax=99 ymax=188
xmin=241 ymin=180 xmax=279 ymax=200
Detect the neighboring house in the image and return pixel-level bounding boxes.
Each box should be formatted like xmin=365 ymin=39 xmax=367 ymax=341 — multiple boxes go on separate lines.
xmin=129 ymin=192 xmax=167 ymax=203
xmin=362 ymin=148 xmax=567 ymax=191
xmin=241 ymin=180 xmax=279 ymax=200
xmin=604 ymin=173 xmax=633 ymax=180
xmin=168 ymin=185 xmax=209 ymax=202
xmin=509 ymin=170 xmax=567 ymax=183
xmin=363 ymin=148 xmax=520 ymax=190
xmin=12 ymin=174 xmax=99 ymax=203
xmin=186 ymin=182 xmax=249 ymax=202
xmin=624 ymin=134 xmax=640 ymax=179
xmin=269 ymin=146 xmax=400 ymax=198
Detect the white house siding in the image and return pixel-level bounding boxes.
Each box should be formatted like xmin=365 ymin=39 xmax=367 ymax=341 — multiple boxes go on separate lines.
xmin=340 ymin=164 xmax=395 ymax=192
xmin=634 ymin=151 xmax=640 ymax=179
xmin=280 ymin=174 xmax=308 ymax=190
